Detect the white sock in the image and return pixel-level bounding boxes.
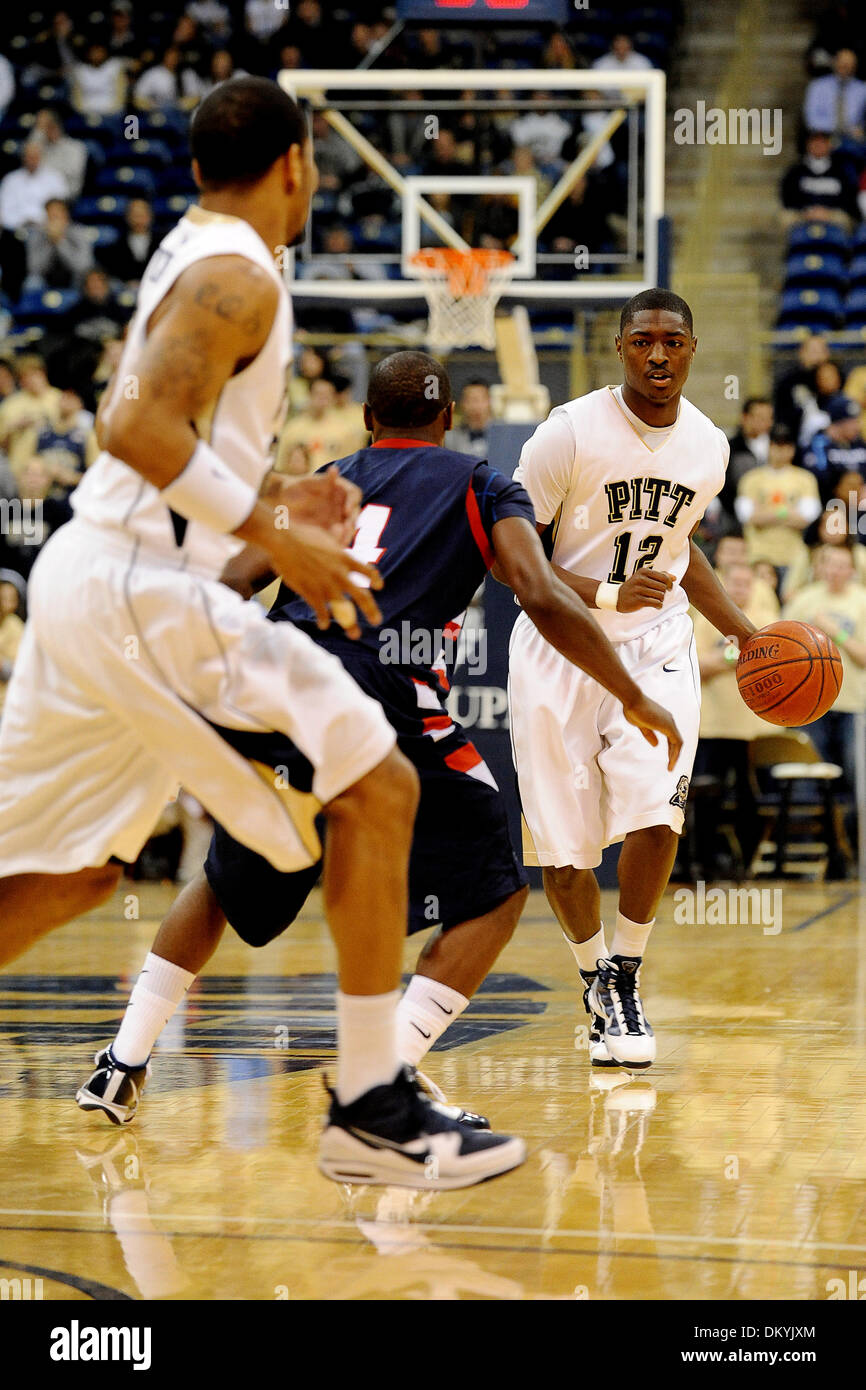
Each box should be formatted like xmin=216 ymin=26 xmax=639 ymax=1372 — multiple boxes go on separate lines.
xmin=611 ymin=911 xmax=655 ymax=960
xmin=336 ymin=989 xmax=400 ymax=1105
xmin=112 ymin=953 xmax=196 ymax=1067
xmin=396 ymin=976 xmax=469 ymax=1067
xmin=563 ymin=925 xmax=608 ymax=976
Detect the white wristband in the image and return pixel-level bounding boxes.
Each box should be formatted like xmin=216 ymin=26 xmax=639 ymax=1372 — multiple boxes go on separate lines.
xmin=596 ymin=581 xmax=620 ymax=612
xmin=161 ymin=440 xmax=258 ymax=536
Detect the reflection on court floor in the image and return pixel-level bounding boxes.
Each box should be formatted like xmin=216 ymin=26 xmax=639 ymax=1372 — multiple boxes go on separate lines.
xmin=1 ymin=883 xmax=865 ymax=1301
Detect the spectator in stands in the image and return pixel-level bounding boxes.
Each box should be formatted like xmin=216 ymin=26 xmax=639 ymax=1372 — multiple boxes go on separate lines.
xmin=713 ymin=530 xmax=780 ymax=609
xmin=542 ymin=33 xmax=579 ymax=71
xmin=774 ymin=333 xmax=830 ymax=437
xmin=424 ymin=129 xmax=467 ymax=177
xmin=280 ymin=442 xmax=313 ymax=477
xmin=246 ymin=0 xmax=286 ymax=44
xmin=31 ymin=385 xmax=93 ymax=493
xmin=62 ymin=267 xmax=129 ymax=345
xmin=171 ymin=13 xmax=207 ymax=72
xmin=313 ymin=112 xmax=364 ymax=192
xmin=59 ymin=31 xmax=128 ymax=116
xmin=803 ymin=48 xmax=866 ymax=143
xmin=108 ymin=1 xmax=138 ymax=62
xmin=509 ymin=93 xmax=572 ymax=163
xmin=0 ymin=142 xmax=68 ymax=233
xmin=780 ymin=130 xmax=859 ymax=229
xmin=275 ymin=376 xmax=368 ymax=474
xmin=798 ymin=358 xmax=845 ymax=448
xmin=0 ymin=575 xmax=25 ymax=720
xmin=784 ymin=544 xmax=866 ymax=795
xmin=504 ymin=146 xmax=554 ymax=208
xmin=734 ymin=422 xmax=822 ymax=581
xmin=134 ymin=47 xmax=198 ymax=111
xmin=289 ymin=345 xmax=328 ymax=412
xmin=281 ymin=0 xmax=331 ymax=67
xmin=692 ymin=557 xmax=780 ymax=876
xmin=592 ymin=33 xmax=654 ymax=100
xmin=0 ymin=53 xmax=14 ymax=123
xmin=25 ymin=199 xmax=94 ymax=291
xmin=4 ymin=455 xmax=70 ymax=576
xmin=783 ymin=511 xmax=866 ymax=599
xmin=0 ymin=361 xmax=16 ymax=408
xmin=0 ymin=355 xmax=61 ymax=476
xmin=97 ymin=199 xmax=159 ymax=286
xmin=804 ymin=393 xmax=866 ymax=502
xmin=720 ymin=397 xmax=774 ymax=518
xmin=188 ymin=50 xmax=243 ymax=102
xmin=447 ymin=380 xmax=494 ymax=460
xmin=31 ymin=109 xmax=88 ymax=202
xmin=543 ymin=170 xmax=617 ymax=259
xmin=186 ymin=1 xmax=232 ymax=44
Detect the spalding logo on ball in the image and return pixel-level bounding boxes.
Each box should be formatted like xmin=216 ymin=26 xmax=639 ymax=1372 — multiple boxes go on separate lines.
xmin=736 ymin=620 xmax=843 ymax=726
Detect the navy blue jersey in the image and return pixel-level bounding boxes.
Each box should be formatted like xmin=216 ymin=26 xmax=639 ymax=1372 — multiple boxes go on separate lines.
xmin=272 ymin=440 xmax=535 ymax=673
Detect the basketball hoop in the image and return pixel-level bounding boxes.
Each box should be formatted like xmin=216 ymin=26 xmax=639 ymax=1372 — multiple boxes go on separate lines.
xmin=409 ymin=248 xmax=515 ymax=351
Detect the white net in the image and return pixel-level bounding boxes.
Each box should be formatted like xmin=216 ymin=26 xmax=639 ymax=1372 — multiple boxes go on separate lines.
xmin=409 ymin=250 xmax=516 ymax=351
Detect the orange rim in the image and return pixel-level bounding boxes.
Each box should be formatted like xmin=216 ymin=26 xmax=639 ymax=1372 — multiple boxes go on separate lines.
xmin=410 ymin=248 xmax=514 ymax=296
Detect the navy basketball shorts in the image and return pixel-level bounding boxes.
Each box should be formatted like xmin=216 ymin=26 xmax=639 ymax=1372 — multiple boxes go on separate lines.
xmin=204 ymin=650 xmax=528 ymax=947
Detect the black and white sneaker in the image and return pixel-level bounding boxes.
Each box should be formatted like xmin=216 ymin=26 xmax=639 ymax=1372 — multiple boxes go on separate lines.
xmin=411 ymin=1067 xmax=490 ymax=1130
xmin=580 ymin=969 xmax=620 ymax=1068
xmin=318 ymin=1067 xmax=525 ymax=1190
xmin=75 ymin=1047 xmax=151 ymax=1126
xmin=587 ymin=956 xmax=655 ymax=1069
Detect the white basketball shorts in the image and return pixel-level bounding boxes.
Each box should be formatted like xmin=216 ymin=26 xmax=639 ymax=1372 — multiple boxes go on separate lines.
xmin=0 ymin=519 xmax=396 ymax=876
xmin=508 ymin=608 xmax=701 ymax=869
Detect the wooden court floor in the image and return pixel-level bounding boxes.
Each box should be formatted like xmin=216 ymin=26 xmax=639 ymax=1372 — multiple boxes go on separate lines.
xmin=1 ymin=881 xmax=865 ymax=1302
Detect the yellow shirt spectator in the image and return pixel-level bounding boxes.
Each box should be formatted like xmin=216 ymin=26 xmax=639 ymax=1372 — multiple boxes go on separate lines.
xmin=783 ymin=546 xmax=866 ymax=713
xmin=274 ymin=378 xmax=368 ymax=475
xmin=693 ymin=561 xmax=781 ymax=740
xmin=734 ymin=429 xmax=821 ymax=569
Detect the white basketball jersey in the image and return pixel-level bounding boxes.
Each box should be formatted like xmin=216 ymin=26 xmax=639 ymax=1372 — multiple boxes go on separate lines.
xmin=73 ymin=207 xmax=292 ymax=578
xmin=514 ymin=385 xmax=729 ymax=642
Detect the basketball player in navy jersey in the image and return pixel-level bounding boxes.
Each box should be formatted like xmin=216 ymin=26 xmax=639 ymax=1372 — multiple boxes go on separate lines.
xmin=0 ymin=80 xmax=527 ymax=1190
xmin=77 ymin=351 xmax=682 ymax=1149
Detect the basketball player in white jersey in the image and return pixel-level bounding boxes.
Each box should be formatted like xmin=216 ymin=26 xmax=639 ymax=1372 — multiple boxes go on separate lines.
xmin=0 ymin=78 xmax=526 ymax=1188
xmin=508 ymin=289 xmax=756 ymax=1069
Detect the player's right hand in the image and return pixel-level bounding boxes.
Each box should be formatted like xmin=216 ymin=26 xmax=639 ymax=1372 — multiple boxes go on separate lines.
xmin=622 ymin=694 xmax=682 ymax=771
xmin=617 ymin=567 xmax=675 ymax=611
xmin=263 ymin=518 xmax=383 ymax=638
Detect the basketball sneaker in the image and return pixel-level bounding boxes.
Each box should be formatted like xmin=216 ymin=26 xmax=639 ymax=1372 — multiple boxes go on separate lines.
xmin=75 ymin=1046 xmax=151 ymax=1126
xmin=587 ymin=956 xmax=655 ymax=1069
xmin=411 ymin=1067 xmax=490 ymax=1129
xmin=580 ymin=968 xmax=620 ymax=1068
xmin=318 ymin=1066 xmax=525 ymax=1190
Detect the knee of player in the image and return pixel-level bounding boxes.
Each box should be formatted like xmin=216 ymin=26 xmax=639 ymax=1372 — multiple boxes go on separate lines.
xmin=331 ymin=747 xmax=419 ymax=826
xmin=544 ymin=864 xmax=591 ymax=896
xmin=89 ymin=861 xmax=124 ymax=901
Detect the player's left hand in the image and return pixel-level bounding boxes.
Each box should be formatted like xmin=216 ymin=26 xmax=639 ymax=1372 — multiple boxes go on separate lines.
xmin=622 ymin=693 xmax=683 ymax=771
xmin=261 ymin=467 xmax=362 ymax=546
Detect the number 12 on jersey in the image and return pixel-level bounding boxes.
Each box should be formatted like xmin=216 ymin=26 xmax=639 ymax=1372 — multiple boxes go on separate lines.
xmin=607 ymin=531 xmax=663 ymax=583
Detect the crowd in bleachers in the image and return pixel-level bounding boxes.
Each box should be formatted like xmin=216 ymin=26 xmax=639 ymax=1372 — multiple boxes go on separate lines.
xmin=779 ymin=6 xmax=866 ymax=333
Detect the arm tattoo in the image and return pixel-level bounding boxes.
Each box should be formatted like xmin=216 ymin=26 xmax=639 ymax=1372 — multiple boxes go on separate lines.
xmin=192 ymin=280 xmax=264 ymax=337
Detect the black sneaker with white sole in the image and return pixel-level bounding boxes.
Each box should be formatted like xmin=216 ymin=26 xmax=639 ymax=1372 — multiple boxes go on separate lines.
xmin=579 ymin=969 xmax=620 ymax=1068
xmin=318 ymin=1067 xmax=525 ymax=1190
xmin=75 ymin=1046 xmax=151 ymax=1126
xmin=588 ymin=956 xmax=655 ymax=1069
xmin=411 ymin=1067 xmax=490 ymax=1129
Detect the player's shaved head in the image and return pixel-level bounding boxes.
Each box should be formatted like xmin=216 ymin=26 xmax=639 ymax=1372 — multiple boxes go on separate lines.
xmin=191 ymin=76 xmax=307 ymax=187
xmin=367 ymin=351 xmax=453 ymax=430
xmin=620 ymin=288 xmax=693 ymax=337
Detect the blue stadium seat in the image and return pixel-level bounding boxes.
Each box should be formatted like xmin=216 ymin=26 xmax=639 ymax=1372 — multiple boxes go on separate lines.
xmin=13 ymin=288 xmax=79 ymax=328
xmin=851 ymin=223 xmax=866 ymax=253
xmin=158 ymin=166 xmax=197 ymax=195
xmin=848 ymin=254 xmax=866 ymax=287
xmin=82 ymin=224 xmax=120 ymax=251
xmin=787 ymin=221 xmax=849 ymax=255
xmin=777 ymin=287 xmax=843 ymax=329
xmin=104 ymin=139 xmax=172 ymax=172
xmin=139 ymin=111 xmax=189 ymax=146
xmin=152 ymin=194 xmax=195 ymax=223
xmin=95 ymin=166 xmax=157 ymax=197
xmin=72 ymin=195 xmax=130 ymax=229
xmin=844 ymin=287 xmax=866 ymax=326
xmin=783 ymin=252 xmax=847 ymax=290
xmin=66 ymin=113 xmax=126 ymax=148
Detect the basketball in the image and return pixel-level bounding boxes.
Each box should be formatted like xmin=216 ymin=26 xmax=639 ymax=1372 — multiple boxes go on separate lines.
xmin=736 ymin=620 xmax=843 ymax=726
